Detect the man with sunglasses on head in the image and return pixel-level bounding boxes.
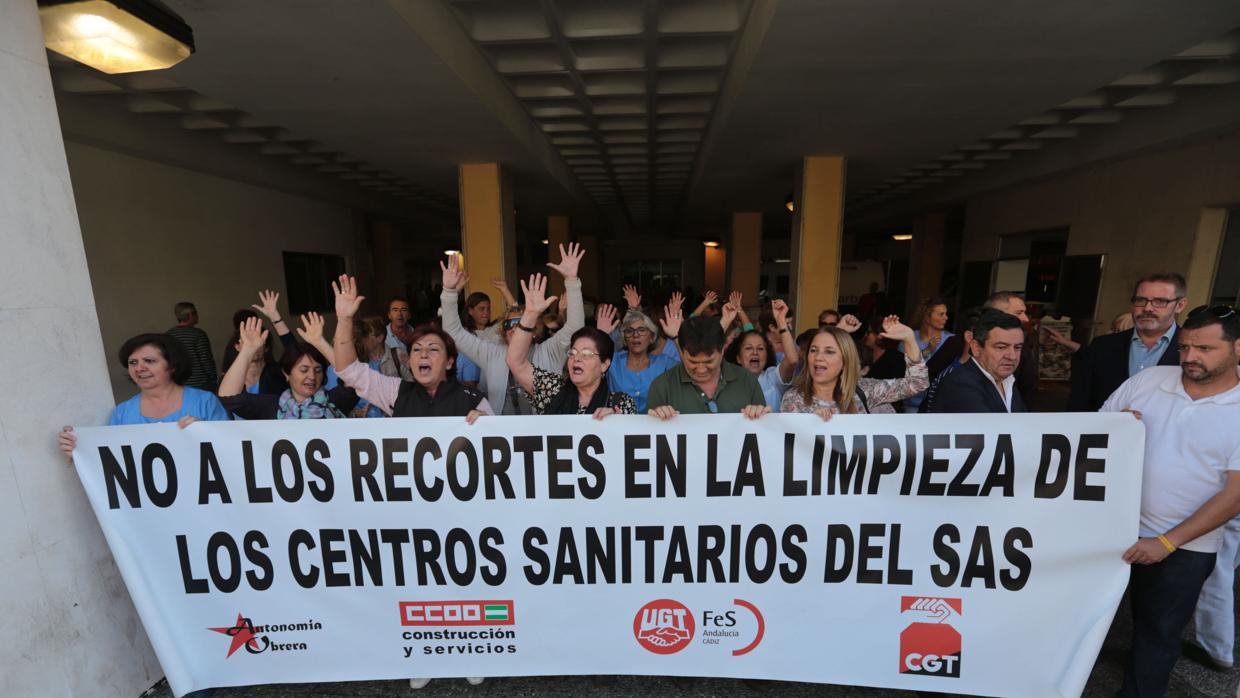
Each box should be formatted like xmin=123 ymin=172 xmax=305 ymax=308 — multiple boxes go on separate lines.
xmin=1101 ymin=303 xmax=1240 ymax=696
xmin=1068 ymin=272 xmax=1187 ymax=411
xmin=647 ymin=315 xmax=768 ymax=420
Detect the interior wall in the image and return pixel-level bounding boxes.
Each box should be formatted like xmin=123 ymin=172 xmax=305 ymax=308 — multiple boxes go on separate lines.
xmin=962 ymin=128 xmax=1240 ymax=334
xmin=65 ymin=142 xmax=364 ymax=401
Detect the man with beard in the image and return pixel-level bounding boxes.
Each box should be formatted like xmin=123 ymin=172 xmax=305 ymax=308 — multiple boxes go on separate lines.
xmin=1101 ymin=304 xmax=1240 ymax=696
xmin=1068 ymin=273 xmax=1186 ymax=411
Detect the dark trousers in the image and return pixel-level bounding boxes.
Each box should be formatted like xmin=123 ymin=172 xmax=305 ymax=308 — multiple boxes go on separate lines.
xmin=1119 ymin=548 xmax=1217 ymax=697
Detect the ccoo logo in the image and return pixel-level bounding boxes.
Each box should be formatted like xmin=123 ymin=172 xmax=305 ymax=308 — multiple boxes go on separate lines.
xmin=633 ymin=599 xmax=695 ymax=654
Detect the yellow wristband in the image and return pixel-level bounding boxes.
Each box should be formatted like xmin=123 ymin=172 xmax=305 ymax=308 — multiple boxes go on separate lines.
xmin=1156 ymin=534 xmax=1176 ymax=553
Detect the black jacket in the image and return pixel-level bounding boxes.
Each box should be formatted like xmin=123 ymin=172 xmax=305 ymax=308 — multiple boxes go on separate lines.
xmin=1067 ymin=327 xmax=1180 ymax=412
xmin=927 ymin=359 xmax=1026 ymax=414
xmin=393 ymin=377 xmax=485 ymax=417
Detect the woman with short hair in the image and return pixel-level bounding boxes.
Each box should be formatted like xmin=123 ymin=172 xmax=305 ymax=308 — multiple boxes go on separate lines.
xmin=507 ymin=273 xmax=636 ymax=417
xmin=58 ymin=333 xmax=229 ymax=457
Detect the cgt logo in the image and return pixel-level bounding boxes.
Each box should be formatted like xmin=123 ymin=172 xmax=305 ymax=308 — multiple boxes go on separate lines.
xmin=899 ymin=597 xmax=962 ymax=678
xmin=634 ymin=599 xmax=694 ymax=654
xmin=400 ymin=600 xmax=514 ymax=627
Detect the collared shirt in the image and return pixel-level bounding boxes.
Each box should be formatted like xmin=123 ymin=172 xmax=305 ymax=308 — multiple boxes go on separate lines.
xmin=386 ymin=323 xmax=408 ymax=351
xmin=971 ymin=358 xmax=1016 ymax=412
xmin=1128 ymin=323 xmax=1177 ymax=377
xmin=1101 ymin=366 xmax=1240 ymax=553
xmin=646 ymin=360 xmax=766 ymax=414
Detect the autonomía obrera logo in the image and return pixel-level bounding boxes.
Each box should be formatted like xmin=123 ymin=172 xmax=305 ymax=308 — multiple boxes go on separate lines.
xmin=208 ymin=613 xmax=321 ymax=658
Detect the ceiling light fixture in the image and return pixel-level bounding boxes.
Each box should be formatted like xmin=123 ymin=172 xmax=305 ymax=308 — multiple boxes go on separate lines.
xmin=785 ymin=193 xmax=795 ymax=212
xmin=541 ymin=239 xmax=549 ymax=245
xmin=38 ymin=0 xmax=195 ymax=74
xmin=703 ymin=238 xmax=722 ymax=248
xmin=892 ymin=234 xmax=913 ymax=241
xmin=444 ymin=249 xmax=461 ymax=257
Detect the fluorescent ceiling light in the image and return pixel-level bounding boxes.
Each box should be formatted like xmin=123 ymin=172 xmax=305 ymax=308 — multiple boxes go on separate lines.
xmin=39 ymin=0 xmax=194 ymax=74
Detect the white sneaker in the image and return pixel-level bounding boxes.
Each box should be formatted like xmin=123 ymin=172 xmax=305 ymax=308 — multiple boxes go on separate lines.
xmin=409 ymin=678 xmax=432 ymax=689
xmin=466 ymin=677 xmax=485 ymax=685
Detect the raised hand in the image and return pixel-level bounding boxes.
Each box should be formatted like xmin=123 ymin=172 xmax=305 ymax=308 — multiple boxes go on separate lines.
xmin=878 ymin=314 xmax=914 ymax=341
xmin=720 ymin=301 xmax=739 ymax=330
xmin=771 ymin=299 xmax=790 ymax=324
xmin=596 ymin=304 xmax=619 ymax=335
xmin=660 ymin=304 xmax=684 ymax=339
xmin=296 ymin=312 xmax=325 ymax=345
xmin=489 ymin=277 xmax=516 ymax=306
xmin=331 ymin=274 xmax=365 ymax=319
xmin=439 ymin=253 xmax=469 ymax=291
xmin=729 ymin=290 xmax=744 ymax=310
xmin=520 ymin=273 xmax=559 ymax=315
xmin=547 ymin=242 xmax=584 ymax=280
xmin=703 ymin=290 xmax=718 ymax=306
xmin=838 ymin=313 xmax=862 ymax=333
xmin=251 ymin=290 xmax=282 ymax=320
xmin=238 ymin=316 xmax=269 ymax=352
xmin=622 ymin=284 xmax=642 ymax=310
xmin=668 ymin=291 xmax=685 ymax=314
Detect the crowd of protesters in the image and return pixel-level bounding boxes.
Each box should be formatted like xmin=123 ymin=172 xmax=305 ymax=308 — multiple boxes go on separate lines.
xmin=54 ymin=244 xmax=1240 ymax=696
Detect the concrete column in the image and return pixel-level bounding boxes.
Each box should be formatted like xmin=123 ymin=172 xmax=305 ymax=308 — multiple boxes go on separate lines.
xmin=1185 ymin=207 xmax=1228 ymax=310
xmin=905 ymin=211 xmax=947 ymax=314
xmin=705 ymin=245 xmax=727 ymax=295
xmin=729 ymin=212 xmax=762 ymax=310
xmin=458 ymin=163 xmax=517 ymax=298
xmin=1 ymin=2 xmax=160 ymax=695
xmin=546 ymin=215 xmax=570 ymax=297
xmin=791 ymin=155 xmax=846 ymax=332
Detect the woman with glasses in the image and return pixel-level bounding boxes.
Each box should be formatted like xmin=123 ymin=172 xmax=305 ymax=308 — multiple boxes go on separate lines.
xmin=607 ymin=307 xmax=681 ymax=413
xmin=323 ymin=275 xmax=491 ymax=421
xmin=507 ymin=273 xmax=637 ymax=417
xmin=781 ymin=316 xmax=927 ymax=418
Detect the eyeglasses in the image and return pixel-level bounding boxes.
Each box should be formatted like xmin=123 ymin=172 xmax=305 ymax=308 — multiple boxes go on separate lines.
xmin=502 ymin=318 xmax=522 ymax=329
xmin=1187 ymin=304 xmax=1237 ymax=320
xmin=1131 ymin=296 xmax=1181 ymax=309
xmin=567 ymin=348 xmax=601 ymax=359
xmin=622 ymin=327 xmax=651 ymax=337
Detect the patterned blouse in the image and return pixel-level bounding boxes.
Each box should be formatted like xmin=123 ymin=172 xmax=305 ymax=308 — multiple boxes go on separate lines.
xmin=531 ymin=367 xmax=638 ymax=415
xmin=780 ymin=359 xmax=928 ymax=414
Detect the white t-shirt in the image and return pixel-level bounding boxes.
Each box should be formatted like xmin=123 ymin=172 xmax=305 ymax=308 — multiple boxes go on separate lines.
xmin=1101 ymin=366 xmax=1240 ymax=552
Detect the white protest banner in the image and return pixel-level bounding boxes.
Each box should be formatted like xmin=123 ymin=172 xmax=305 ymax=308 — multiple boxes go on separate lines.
xmin=72 ymin=413 xmax=1143 ymax=697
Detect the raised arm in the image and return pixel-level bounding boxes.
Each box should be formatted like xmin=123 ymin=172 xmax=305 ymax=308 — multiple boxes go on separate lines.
xmin=219 ymin=317 xmax=268 ymax=398
xmin=329 ymin=275 xmax=365 ymax=373
xmin=439 ymin=254 xmax=493 ymax=364
xmin=729 ymin=291 xmax=752 ymax=328
xmin=490 ymin=277 xmax=517 ymax=310
xmin=296 ymin=312 xmax=334 ymax=363
xmin=596 ymin=304 xmax=619 ymax=335
xmin=252 ymin=289 xmax=291 ymax=337
xmin=692 ymin=290 xmax=718 ymax=317
xmin=659 ymin=302 xmax=684 ymax=352
xmin=771 ymin=299 xmax=799 ymax=382
xmin=540 ymin=242 xmax=586 ymax=358
xmin=622 ymin=284 xmax=642 ymax=312
xmin=506 ymin=273 xmax=558 ymax=395
xmin=881 ymin=315 xmax=922 ymax=363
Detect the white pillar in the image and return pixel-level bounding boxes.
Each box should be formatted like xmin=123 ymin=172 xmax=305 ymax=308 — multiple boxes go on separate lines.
xmin=0 ymin=2 xmax=160 ymax=695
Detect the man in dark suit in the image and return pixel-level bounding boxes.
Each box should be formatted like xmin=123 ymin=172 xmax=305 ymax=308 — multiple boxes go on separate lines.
xmin=1068 ymin=273 xmax=1187 ymax=412
xmin=928 ymin=309 xmax=1027 ymax=413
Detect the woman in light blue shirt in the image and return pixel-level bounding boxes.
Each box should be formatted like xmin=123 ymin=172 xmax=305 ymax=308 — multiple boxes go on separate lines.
xmin=901 ymin=297 xmax=953 ymax=413
xmin=59 ymin=333 xmax=228 ymax=456
xmin=607 ymin=309 xmax=680 ymax=413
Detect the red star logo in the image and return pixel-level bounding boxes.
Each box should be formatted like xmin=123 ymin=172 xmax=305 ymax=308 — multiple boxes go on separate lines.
xmin=209 ymin=613 xmax=262 ymax=658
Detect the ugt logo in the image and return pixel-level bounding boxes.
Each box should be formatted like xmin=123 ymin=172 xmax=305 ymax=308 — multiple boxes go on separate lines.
xmin=633 ymin=599 xmax=694 ymax=655
xmin=899 ymin=597 xmax=961 ymax=678
xmin=209 ymin=613 xmax=270 ymax=658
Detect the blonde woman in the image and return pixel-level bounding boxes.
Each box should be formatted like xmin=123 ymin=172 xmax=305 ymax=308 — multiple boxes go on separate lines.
xmin=780 ymin=317 xmax=928 ymax=418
